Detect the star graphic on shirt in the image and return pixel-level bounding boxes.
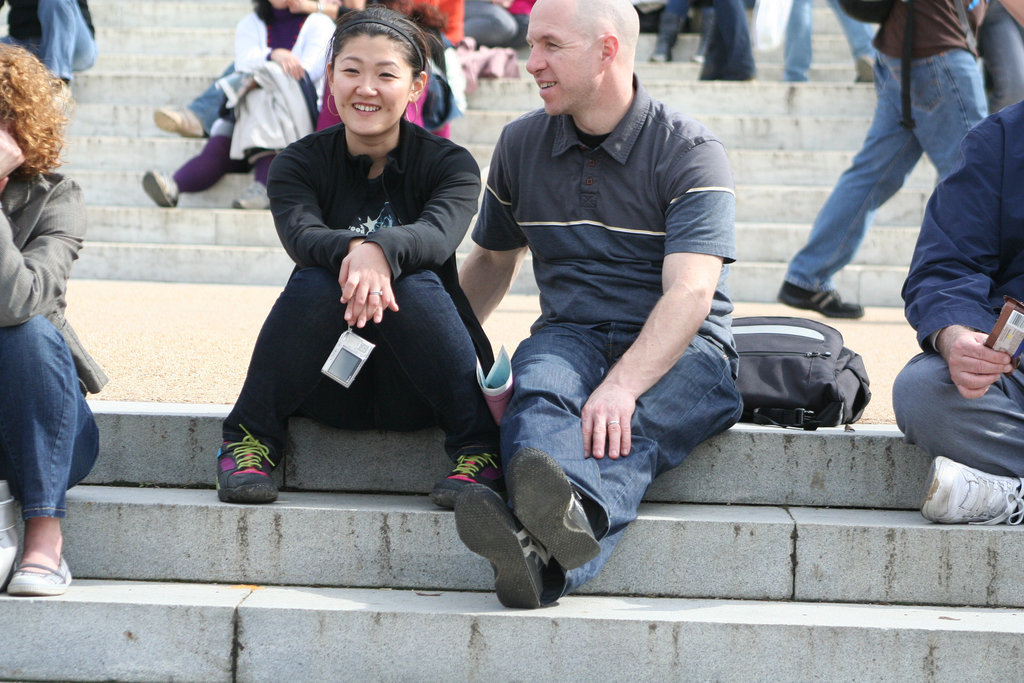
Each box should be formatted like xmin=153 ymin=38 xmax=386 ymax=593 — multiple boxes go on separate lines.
xmin=357 ymin=215 xmax=377 ymax=234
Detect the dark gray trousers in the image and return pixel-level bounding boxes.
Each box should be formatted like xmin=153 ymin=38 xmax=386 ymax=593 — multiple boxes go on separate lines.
xmin=893 ymin=352 xmax=1024 ymax=478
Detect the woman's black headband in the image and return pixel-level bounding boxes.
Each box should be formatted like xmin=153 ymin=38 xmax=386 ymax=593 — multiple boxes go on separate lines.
xmin=339 ymin=18 xmax=425 ymax=71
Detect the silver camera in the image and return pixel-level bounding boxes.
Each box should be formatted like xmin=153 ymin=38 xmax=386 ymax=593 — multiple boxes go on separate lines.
xmin=321 ymin=328 xmax=375 ymax=388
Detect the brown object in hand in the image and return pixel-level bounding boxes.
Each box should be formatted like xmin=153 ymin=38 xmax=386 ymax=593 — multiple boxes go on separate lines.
xmin=984 ymin=295 xmax=1024 ymax=375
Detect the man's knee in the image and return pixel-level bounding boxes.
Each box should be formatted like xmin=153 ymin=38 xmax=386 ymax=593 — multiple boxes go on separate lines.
xmin=893 ymin=352 xmax=953 ymax=430
xmin=0 ymin=316 xmax=67 ymax=368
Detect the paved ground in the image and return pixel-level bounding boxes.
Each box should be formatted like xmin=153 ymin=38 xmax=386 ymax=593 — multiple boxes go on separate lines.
xmin=67 ymin=279 xmax=919 ymax=424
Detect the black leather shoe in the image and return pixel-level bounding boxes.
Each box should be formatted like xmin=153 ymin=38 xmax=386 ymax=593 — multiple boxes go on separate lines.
xmin=777 ymin=282 xmax=865 ymax=319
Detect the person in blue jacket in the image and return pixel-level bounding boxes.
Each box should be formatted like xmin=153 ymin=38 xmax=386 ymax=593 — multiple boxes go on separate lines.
xmin=892 ymin=100 xmax=1024 ymax=527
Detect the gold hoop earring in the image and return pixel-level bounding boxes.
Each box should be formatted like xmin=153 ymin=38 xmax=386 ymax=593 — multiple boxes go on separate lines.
xmin=327 ymin=85 xmax=338 ymax=117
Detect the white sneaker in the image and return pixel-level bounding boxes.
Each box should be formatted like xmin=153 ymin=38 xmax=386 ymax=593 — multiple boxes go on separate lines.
xmin=921 ymin=456 xmax=1024 ymax=525
xmin=0 ymin=481 xmax=16 ymax=592
xmin=7 ymin=556 xmax=72 ymax=596
xmin=232 ymin=181 xmax=269 ymax=210
xmin=153 ymin=106 xmax=205 ymax=138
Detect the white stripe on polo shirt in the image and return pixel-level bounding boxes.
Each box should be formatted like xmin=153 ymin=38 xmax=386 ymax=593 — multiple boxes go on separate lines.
xmin=518 ymin=219 xmax=666 ymax=236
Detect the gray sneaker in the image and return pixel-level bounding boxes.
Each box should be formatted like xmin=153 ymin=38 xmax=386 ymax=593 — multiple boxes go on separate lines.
xmin=233 ymin=181 xmax=269 ymax=210
xmin=507 ymin=447 xmax=600 ymax=570
xmin=921 ymin=456 xmax=1024 ymax=525
xmin=142 ymin=170 xmax=179 ymax=207
xmin=455 ymin=485 xmax=551 ymax=609
xmin=1 ymin=481 xmax=16 ymax=592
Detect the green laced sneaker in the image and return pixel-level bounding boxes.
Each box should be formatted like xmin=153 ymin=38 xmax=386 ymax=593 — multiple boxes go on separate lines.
xmin=216 ymin=426 xmax=278 ymax=504
xmin=430 ymin=451 xmax=505 ymax=509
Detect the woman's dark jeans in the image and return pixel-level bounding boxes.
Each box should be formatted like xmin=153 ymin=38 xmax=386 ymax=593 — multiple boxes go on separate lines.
xmin=225 ymin=267 xmax=499 ymax=461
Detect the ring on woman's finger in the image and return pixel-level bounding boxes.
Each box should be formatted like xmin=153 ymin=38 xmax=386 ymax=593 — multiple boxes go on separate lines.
xmin=608 ymin=420 xmax=620 ymax=426
xmin=368 ymin=291 xmax=383 ymax=296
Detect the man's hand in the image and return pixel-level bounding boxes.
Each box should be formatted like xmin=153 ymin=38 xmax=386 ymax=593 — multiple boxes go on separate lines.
xmin=581 ymin=380 xmax=636 ymax=459
xmin=270 ymin=48 xmax=306 ymax=80
xmin=339 ymin=240 xmax=398 ymax=328
xmin=0 ymin=128 xmax=25 ymax=195
xmin=935 ymin=324 xmax=1014 ymax=399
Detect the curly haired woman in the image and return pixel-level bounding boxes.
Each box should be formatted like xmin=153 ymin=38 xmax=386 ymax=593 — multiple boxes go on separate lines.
xmin=0 ymin=44 xmax=107 ymax=596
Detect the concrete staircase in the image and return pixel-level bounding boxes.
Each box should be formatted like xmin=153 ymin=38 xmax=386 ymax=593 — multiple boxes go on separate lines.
xmin=3 ymin=403 xmax=1023 ymax=680
xmin=7 ymin=2 xmax=1019 ymax=681
xmin=55 ymin=0 xmax=933 ymax=304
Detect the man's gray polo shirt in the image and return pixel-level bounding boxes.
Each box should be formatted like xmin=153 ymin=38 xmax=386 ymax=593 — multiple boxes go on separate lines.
xmin=473 ymin=78 xmax=737 ymax=355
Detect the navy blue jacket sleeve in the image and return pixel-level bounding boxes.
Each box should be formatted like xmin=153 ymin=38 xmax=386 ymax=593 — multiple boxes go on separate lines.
xmin=902 ymin=118 xmax=1007 ymax=347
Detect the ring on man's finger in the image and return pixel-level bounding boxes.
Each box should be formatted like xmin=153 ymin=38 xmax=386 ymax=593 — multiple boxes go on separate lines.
xmin=368 ymin=291 xmax=383 ymax=296
xmin=608 ymin=420 xmax=620 ymax=426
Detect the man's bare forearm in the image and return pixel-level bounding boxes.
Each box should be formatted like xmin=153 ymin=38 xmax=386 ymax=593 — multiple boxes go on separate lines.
xmin=459 ymin=245 xmax=528 ymax=323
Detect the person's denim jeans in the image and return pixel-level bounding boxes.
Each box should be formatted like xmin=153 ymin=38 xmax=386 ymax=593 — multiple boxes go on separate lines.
xmin=187 ymin=64 xmax=234 ymax=136
xmin=500 ymin=323 xmax=742 ymax=597
xmin=785 ymin=49 xmax=987 ymax=292
xmin=979 ymin=0 xmax=1024 ymax=113
xmin=0 ymin=0 xmax=97 ymax=81
xmin=699 ymin=0 xmax=757 ymax=80
xmin=784 ymin=0 xmax=875 ymax=82
xmin=225 ymin=267 xmax=499 ymax=460
xmin=0 ymin=316 xmax=99 ymax=519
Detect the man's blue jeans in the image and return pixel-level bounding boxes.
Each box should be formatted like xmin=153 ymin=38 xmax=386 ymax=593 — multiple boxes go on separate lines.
xmin=785 ymin=49 xmax=987 ymax=292
xmin=225 ymin=267 xmax=499 ymax=460
xmin=1 ymin=0 xmax=97 ymax=81
xmin=0 ymin=316 xmax=98 ymax=519
xmin=501 ymin=323 xmax=742 ymax=597
xmin=784 ymin=0 xmax=875 ymax=82
xmin=187 ymin=64 xmax=234 ymax=136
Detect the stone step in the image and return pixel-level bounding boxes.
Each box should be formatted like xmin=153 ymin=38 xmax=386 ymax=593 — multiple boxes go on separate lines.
xmin=69 ymin=166 xmax=928 ymax=226
xmin=458 ymin=114 xmax=891 ymax=154
xmin=4 ymin=581 xmax=1019 ymax=682
xmin=94 ymin=26 xmax=239 ymax=55
xmin=734 ymin=260 xmax=907 ymax=307
xmin=73 ymin=240 xmax=908 ymax=303
xmin=40 ymin=484 xmax=1024 ymax=608
xmin=464 ymin=79 xmax=876 ymax=115
xmin=93 ymin=53 xmax=232 ymax=74
xmin=87 ymin=403 xmax=927 ymax=510
xmin=89 ymin=50 xmax=868 ymax=78
xmin=58 ymin=486 xmax=790 ymax=600
xmin=79 ymin=204 xmax=918 ymax=267
xmin=62 ymin=134 xmax=937 ymax=190
xmin=69 ymin=108 xmax=892 ymax=155
xmin=65 ymin=71 xmax=877 ymax=115
xmin=75 ymin=240 xmax=295 ymax=285
xmin=86 ymin=27 xmax=861 ymax=63
xmin=90 ymin=1 xmax=247 ymax=28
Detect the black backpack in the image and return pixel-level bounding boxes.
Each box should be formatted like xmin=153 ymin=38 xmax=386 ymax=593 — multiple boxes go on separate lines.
xmin=733 ymin=316 xmax=871 ymax=430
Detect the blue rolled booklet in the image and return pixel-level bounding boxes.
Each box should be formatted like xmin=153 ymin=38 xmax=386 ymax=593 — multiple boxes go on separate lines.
xmin=476 ymin=345 xmax=513 ymax=425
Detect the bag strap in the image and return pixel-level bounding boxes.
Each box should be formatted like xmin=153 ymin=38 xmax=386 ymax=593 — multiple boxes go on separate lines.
xmin=746 ymin=407 xmax=822 ymax=430
xmin=899 ymin=0 xmax=915 ymax=129
xmin=954 ymin=0 xmax=978 ymax=54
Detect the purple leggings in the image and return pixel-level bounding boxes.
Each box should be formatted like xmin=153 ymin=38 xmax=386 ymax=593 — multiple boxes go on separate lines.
xmin=172 ymin=135 xmax=273 ymax=192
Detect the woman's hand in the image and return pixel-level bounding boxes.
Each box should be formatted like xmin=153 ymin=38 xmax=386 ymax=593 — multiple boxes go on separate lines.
xmin=270 ymin=48 xmax=306 ymax=80
xmin=339 ymin=240 xmax=398 ymax=327
xmin=0 ymin=128 xmax=25 ymax=195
